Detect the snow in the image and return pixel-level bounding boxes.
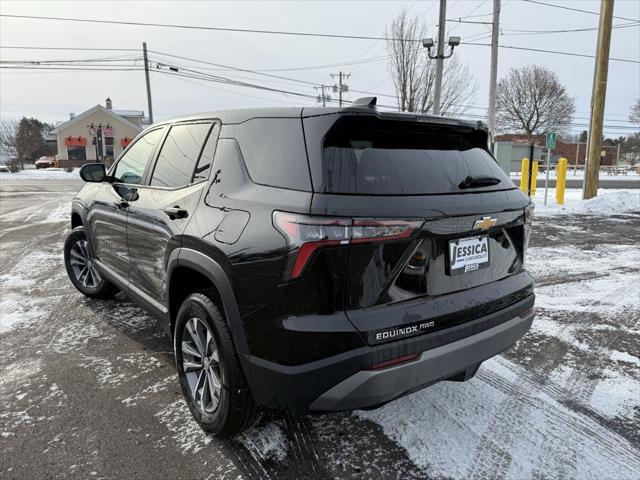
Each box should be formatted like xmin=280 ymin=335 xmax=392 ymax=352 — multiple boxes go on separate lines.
xmin=532 ymin=188 xmax=640 ymax=215
xmin=511 ymin=169 xmax=640 ymax=182
xmin=0 ymin=168 xmax=80 ymax=181
xmin=238 ymin=420 xmax=289 ymax=463
xmin=357 ymin=356 xmax=640 ymax=480
xmin=590 ymin=371 xmax=640 ymax=418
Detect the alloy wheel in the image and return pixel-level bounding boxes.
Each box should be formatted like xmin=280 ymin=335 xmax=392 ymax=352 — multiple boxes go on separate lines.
xmin=69 ymin=239 xmax=102 ymax=289
xmin=182 ymin=317 xmax=222 ymax=413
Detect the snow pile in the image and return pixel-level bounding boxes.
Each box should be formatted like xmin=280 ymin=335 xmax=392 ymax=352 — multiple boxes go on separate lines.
xmin=238 ymin=419 xmax=289 ymax=462
xmin=0 ymin=168 xmax=81 ymax=181
xmin=534 ymin=189 xmax=639 ymax=215
xmin=511 ymin=170 xmax=640 ymax=182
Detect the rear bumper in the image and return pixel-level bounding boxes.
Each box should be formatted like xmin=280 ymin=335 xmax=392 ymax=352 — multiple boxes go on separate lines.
xmin=241 ymin=293 xmax=535 ymax=413
xmin=310 ymin=309 xmax=533 ymax=411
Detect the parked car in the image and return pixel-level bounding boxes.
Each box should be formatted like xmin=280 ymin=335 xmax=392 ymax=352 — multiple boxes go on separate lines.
xmin=35 ymin=156 xmax=57 ymax=169
xmin=0 ymin=164 xmax=10 ymax=173
xmin=64 ymin=98 xmax=535 ymax=436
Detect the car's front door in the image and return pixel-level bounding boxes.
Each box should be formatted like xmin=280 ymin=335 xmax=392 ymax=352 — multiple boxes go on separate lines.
xmin=88 ymin=126 xmax=165 ymax=281
xmin=126 ymin=121 xmax=219 ymax=307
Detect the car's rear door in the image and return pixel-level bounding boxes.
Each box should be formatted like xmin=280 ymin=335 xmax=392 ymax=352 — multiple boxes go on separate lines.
xmin=89 ymin=126 xmax=165 ymax=281
xmin=125 ymin=120 xmax=219 ymax=307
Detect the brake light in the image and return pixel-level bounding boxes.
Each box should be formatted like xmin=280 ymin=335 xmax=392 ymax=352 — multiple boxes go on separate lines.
xmin=273 ymin=211 xmax=423 ymax=279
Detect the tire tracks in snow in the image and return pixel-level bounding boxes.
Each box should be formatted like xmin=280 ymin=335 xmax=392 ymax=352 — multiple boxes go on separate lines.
xmin=470 ymin=358 xmax=640 ymax=479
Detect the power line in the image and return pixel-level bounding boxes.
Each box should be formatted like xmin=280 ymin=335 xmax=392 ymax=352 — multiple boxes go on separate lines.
xmin=2 ymin=62 xmax=637 ymax=133
xmin=501 ymin=21 xmax=639 ymax=35
xmin=5 ymin=46 xmax=635 ymax=123
xmin=2 ymin=14 xmax=638 ymax=63
xmin=521 ymin=0 xmax=640 ymax=23
xmin=0 ymin=45 xmax=139 ymax=52
xmin=464 ymin=42 xmax=640 ymax=64
xmin=0 ymin=44 xmax=390 ymax=73
xmin=0 ymin=13 xmax=394 ymax=42
xmin=148 ymin=49 xmax=321 ymax=88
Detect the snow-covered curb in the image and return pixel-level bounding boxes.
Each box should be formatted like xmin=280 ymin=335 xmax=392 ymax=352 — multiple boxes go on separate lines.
xmin=533 ymin=189 xmax=639 ymax=216
xmin=0 ymin=169 xmax=81 ymax=181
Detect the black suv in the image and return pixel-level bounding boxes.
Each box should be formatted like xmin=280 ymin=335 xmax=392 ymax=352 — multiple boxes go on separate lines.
xmin=64 ymin=98 xmax=535 ymax=436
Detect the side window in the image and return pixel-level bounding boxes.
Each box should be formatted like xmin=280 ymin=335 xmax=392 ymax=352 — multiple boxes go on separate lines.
xmin=113 ymin=128 xmax=164 ymax=185
xmin=193 ymin=123 xmax=220 ymax=183
xmin=231 ymin=118 xmax=311 ymax=191
xmin=150 ymin=123 xmax=211 ymax=188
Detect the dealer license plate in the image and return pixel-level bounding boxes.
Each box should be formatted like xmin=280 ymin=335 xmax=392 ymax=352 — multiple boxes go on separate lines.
xmin=449 ymin=235 xmax=490 ymax=273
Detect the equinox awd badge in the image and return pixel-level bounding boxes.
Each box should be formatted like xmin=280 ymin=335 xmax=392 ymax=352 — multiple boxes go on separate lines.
xmin=373 ymin=321 xmax=436 ymax=343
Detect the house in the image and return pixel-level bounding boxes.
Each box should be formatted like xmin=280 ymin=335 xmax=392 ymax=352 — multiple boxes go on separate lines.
xmin=50 ymin=98 xmax=147 ymax=167
xmin=495 ymin=133 xmax=618 ymax=172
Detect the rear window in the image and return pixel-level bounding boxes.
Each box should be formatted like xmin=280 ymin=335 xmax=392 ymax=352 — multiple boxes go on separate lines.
xmin=230 ymin=118 xmax=311 ymax=191
xmin=321 ymin=117 xmax=512 ymax=195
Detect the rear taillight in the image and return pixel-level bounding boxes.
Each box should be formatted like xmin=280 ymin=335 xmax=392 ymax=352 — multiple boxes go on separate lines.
xmin=273 ymin=211 xmax=423 ymax=279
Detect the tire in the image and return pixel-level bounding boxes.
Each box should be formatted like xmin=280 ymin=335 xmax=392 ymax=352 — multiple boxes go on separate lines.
xmin=174 ymin=291 xmax=259 ymax=437
xmin=64 ymin=226 xmax=118 ymax=299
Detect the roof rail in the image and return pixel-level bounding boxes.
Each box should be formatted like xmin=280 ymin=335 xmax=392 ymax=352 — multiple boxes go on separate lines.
xmin=350 ymin=96 xmax=377 ymax=108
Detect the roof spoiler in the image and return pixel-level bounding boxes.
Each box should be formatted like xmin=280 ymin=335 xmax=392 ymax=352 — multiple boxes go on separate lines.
xmin=350 ymin=96 xmax=377 ymax=108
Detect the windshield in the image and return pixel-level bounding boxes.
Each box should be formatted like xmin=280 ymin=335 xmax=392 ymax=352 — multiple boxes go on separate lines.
xmin=321 ymin=117 xmax=512 ymax=195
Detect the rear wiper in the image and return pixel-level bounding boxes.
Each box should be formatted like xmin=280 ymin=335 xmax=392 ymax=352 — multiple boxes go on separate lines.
xmin=458 ymin=175 xmax=501 ymax=189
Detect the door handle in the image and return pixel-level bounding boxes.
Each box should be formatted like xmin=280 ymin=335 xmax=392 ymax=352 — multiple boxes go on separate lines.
xmin=113 ymin=200 xmax=129 ymax=209
xmin=163 ymin=206 xmax=188 ymax=220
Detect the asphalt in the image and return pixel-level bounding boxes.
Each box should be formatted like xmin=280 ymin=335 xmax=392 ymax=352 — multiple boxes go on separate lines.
xmin=1 ymin=179 xmax=639 ymax=480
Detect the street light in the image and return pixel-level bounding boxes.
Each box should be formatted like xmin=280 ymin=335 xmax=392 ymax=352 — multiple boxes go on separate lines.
xmin=422 ymin=36 xmax=461 ymax=59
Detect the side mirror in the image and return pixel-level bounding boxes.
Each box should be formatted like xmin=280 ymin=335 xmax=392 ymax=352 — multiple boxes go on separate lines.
xmin=79 ymin=163 xmax=107 ymax=183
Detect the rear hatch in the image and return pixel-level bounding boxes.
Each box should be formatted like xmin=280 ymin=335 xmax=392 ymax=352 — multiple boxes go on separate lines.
xmin=303 ymin=112 xmax=533 ymax=345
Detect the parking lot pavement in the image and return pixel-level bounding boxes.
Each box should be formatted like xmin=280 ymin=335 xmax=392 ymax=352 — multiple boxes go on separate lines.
xmin=1 ymin=179 xmax=639 ymax=480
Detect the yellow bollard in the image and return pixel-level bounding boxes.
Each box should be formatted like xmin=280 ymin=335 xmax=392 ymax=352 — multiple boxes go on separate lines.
xmin=556 ymin=157 xmax=568 ymax=205
xmin=531 ymin=161 xmax=539 ymax=196
xmin=520 ymin=157 xmax=530 ymax=193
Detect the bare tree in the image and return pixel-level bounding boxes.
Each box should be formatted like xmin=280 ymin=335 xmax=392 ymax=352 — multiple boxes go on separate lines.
xmin=496 ymin=65 xmax=575 ymax=143
xmin=385 ymin=9 xmax=425 ymax=112
xmin=419 ymin=56 xmax=477 ymax=115
xmin=630 ymin=98 xmax=640 ymax=124
xmin=0 ymin=118 xmax=19 ymax=159
xmin=623 ymin=133 xmax=640 ymax=166
xmin=386 ymin=9 xmax=477 ymax=115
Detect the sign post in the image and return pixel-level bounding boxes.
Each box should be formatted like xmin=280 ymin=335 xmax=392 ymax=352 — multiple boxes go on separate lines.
xmin=544 ymin=132 xmax=556 ymax=206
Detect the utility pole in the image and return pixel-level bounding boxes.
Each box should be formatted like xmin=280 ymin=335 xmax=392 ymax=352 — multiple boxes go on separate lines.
xmin=330 ymin=72 xmax=350 ymax=106
xmin=584 ymin=0 xmax=614 ymax=199
xmin=314 ymin=85 xmax=331 ymax=107
xmin=487 ymin=0 xmax=501 ymax=150
xmin=142 ymin=42 xmax=154 ymax=124
xmin=433 ymin=0 xmax=447 ymax=115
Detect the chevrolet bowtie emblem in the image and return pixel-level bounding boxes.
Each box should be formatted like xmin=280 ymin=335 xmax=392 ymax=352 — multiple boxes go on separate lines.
xmin=473 ymin=216 xmax=497 ymax=230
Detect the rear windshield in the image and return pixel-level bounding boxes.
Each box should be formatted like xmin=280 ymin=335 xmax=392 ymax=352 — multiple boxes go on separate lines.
xmin=321 ymin=117 xmax=512 ymax=195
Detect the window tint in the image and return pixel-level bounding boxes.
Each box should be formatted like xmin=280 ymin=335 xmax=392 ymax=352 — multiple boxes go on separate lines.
xmin=193 ymin=124 xmax=219 ymax=183
xmin=151 ymin=123 xmax=211 ymax=188
xmin=230 ymin=118 xmax=310 ymax=191
xmin=321 ymin=117 xmax=511 ymax=195
xmin=113 ymin=128 xmax=163 ymax=185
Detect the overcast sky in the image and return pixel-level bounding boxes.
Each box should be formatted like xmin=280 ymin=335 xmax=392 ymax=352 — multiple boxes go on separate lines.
xmin=1 ymin=0 xmax=639 ymax=137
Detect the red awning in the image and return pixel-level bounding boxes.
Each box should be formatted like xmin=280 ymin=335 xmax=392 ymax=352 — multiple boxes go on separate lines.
xmin=64 ymin=136 xmax=86 ymax=147
xmin=120 ymin=137 xmax=133 ymax=147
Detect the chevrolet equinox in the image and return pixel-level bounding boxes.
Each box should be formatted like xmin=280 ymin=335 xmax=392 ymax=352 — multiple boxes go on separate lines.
xmin=64 ymin=98 xmax=535 ymax=436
